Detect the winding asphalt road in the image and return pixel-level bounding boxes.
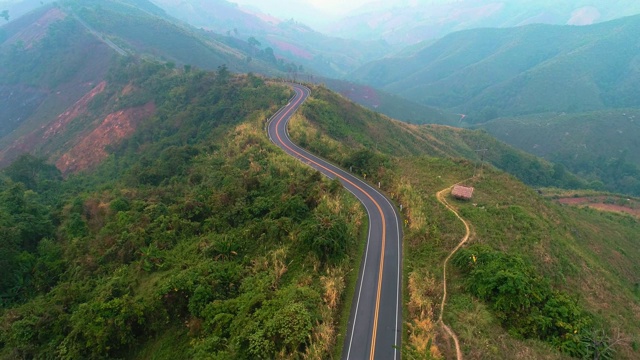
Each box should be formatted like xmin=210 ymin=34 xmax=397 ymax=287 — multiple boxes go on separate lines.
xmin=267 ymin=84 xmax=403 ymax=360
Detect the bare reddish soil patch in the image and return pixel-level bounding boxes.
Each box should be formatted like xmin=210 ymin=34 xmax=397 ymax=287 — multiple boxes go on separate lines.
xmin=265 ymin=37 xmax=313 ymax=59
xmin=558 ymin=197 xmax=640 ymax=217
xmin=43 ymin=81 xmax=107 ymax=138
xmin=57 ymin=102 xmax=156 ymax=174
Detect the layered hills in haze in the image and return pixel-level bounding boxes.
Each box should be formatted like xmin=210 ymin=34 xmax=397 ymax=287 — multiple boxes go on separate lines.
xmin=343 ymin=12 xmax=640 ymax=196
xmin=328 ymin=0 xmax=640 ymax=45
xmin=149 ymin=0 xmax=392 ymax=77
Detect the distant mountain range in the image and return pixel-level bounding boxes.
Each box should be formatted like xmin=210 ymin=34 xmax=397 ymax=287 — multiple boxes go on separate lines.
xmin=350 ymin=15 xmax=640 ymax=120
xmin=327 ymin=0 xmax=640 ymax=45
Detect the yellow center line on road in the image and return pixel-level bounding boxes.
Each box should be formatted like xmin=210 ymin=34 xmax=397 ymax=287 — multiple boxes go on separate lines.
xmin=272 ymin=86 xmax=387 ymax=360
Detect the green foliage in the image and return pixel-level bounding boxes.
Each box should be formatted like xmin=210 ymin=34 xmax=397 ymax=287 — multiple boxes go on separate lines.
xmin=453 ymin=245 xmax=593 ymax=356
xmin=0 ymin=176 xmax=58 ymax=307
xmin=3 ymin=154 xmax=62 ymax=195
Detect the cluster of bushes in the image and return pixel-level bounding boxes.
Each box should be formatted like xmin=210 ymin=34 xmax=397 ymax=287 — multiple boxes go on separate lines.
xmin=454 ymin=244 xmax=616 ymax=359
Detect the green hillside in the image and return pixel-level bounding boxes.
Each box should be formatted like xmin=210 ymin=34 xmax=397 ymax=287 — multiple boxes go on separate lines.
xmin=480 ymin=109 xmax=640 ymax=196
xmin=0 ymin=63 xmax=364 ymax=360
xmin=1 ymin=68 xmax=638 ymax=358
xmin=288 ymin=86 xmax=585 ymax=190
xmin=350 ymin=15 xmax=640 ymax=120
xmin=287 ymin=86 xmax=640 ymax=359
xmin=314 ymin=77 xmax=459 ymax=125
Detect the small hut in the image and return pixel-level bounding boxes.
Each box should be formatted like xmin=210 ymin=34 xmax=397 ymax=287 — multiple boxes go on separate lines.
xmin=451 ymin=185 xmax=474 ymax=200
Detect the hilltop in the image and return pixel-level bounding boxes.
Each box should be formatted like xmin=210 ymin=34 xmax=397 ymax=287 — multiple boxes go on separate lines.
xmin=350 ymin=15 xmax=640 ymax=120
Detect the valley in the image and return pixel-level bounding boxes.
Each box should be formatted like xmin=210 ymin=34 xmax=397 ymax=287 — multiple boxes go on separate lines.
xmin=1 ymin=1 xmax=639 ymax=359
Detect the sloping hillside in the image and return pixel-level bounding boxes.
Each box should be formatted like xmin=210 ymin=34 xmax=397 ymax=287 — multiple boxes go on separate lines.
xmin=287 ymin=85 xmax=640 ymax=359
xmin=288 ymin=86 xmax=585 ymax=190
xmin=0 ymin=5 xmax=114 ymax=147
xmin=350 ymin=15 xmax=640 ymax=119
xmin=314 ymin=77 xmax=459 ymax=125
xmin=480 ymin=109 xmax=640 ymax=196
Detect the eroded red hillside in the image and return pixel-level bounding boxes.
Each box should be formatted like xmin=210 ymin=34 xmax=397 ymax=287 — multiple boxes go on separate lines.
xmin=57 ymin=102 xmax=156 ymax=174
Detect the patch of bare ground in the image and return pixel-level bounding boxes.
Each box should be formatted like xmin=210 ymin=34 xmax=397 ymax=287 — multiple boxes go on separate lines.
xmin=43 ymin=81 xmax=107 ymax=138
xmin=557 ymin=196 xmax=640 ymax=218
xmin=57 ymin=102 xmax=156 ymax=174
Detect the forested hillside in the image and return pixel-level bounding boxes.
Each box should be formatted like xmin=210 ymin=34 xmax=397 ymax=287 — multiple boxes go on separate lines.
xmin=0 ymin=63 xmax=365 ymax=359
xmin=481 ymin=109 xmax=640 ymax=196
xmin=350 ymin=15 xmax=640 ymax=120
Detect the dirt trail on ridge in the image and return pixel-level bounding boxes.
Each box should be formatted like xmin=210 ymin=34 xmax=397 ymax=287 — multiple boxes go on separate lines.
xmin=436 ymin=184 xmax=473 ymax=360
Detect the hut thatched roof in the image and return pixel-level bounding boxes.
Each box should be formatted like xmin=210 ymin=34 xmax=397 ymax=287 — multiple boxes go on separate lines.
xmin=451 ymin=185 xmax=474 ymax=200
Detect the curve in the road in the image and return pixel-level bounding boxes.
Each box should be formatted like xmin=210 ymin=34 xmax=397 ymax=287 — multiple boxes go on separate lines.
xmin=267 ymin=84 xmax=403 ymax=360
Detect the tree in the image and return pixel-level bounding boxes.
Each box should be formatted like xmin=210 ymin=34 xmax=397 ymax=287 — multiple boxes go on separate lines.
xmin=247 ymin=36 xmax=261 ymax=48
xmin=3 ymin=154 xmax=62 ymax=192
xmin=217 ymin=64 xmax=230 ymax=83
xmin=1 ymin=10 xmax=9 ymax=22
